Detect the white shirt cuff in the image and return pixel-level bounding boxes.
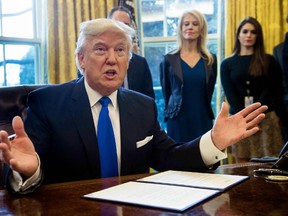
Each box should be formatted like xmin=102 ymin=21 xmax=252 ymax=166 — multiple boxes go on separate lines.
xmin=200 ymin=130 xmax=227 ymax=166
xmin=9 ymin=153 xmax=42 ymax=192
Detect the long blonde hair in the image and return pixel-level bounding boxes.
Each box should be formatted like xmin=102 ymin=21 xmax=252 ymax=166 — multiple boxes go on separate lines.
xmin=171 ymin=9 xmax=214 ymax=65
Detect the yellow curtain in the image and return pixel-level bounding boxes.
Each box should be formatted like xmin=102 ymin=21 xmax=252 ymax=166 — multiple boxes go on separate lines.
xmin=225 ymin=0 xmax=288 ymax=57
xmin=46 ymin=0 xmax=117 ymax=84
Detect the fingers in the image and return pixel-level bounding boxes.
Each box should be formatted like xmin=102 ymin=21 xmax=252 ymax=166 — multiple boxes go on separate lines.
xmin=242 ymin=127 xmax=261 ymax=139
xmin=246 ymin=113 xmax=266 ymax=130
xmin=243 ymin=113 xmax=265 ymax=138
xmin=245 ymin=105 xmax=268 ymax=124
xmin=218 ymin=102 xmax=229 ymax=118
xmin=239 ymin=103 xmax=267 ymax=118
xmin=0 ymin=130 xmax=12 ymax=162
xmin=0 ymin=116 xmax=26 ymax=154
xmin=0 ymin=130 xmax=11 ymax=151
xmin=12 ymin=116 xmax=28 ymax=138
xmin=0 ymin=130 xmax=9 ymax=142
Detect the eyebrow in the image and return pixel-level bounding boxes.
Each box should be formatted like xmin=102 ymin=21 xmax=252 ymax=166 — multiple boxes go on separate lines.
xmin=92 ymin=41 xmax=129 ymax=49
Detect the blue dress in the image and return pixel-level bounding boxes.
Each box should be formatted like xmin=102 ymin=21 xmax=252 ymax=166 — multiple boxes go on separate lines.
xmin=167 ymin=58 xmax=213 ymax=142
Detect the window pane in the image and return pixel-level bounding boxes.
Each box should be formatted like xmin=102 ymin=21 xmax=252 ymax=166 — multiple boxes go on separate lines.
xmin=2 ymin=0 xmax=34 ymax=38
xmin=144 ymin=44 xmax=165 ymax=87
xmin=155 ymin=87 xmax=166 ymax=130
xmin=144 ymin=43 xmax=176 ymax=131
xmin=207 ymin=38 xmax=218 ymax=56
xmin=165 ymin=0 xmax=217 ymax=36
xmin=141 ymin=0 xmax=164 ymax=37
xmin=4 ymin=44 xmax=35 ymax=85
xmin=166 ymin=0 xmax=181 ymax=37
xmin=141 ymin=0 xmax=217 ymax=37
xmin=0 ymin=44 xmax=4 ymax=85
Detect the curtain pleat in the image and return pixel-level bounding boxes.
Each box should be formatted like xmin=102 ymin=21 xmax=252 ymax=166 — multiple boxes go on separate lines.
xmin=225 ymin=0 xmax=288 ymax=57
xmin=47 ymin=0 xmax=117 ymax=84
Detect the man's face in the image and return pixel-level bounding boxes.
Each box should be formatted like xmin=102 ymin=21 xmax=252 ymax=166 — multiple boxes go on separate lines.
xmin=111 ymin=10 xmax=131 ymax=26
xmin=78 ymin=30 xmax=130 ymax=96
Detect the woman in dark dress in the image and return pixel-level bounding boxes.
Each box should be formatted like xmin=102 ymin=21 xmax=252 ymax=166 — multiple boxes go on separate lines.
xmin=220 ymin=17 xmax=286 ymax=162
xmin=160 ymin=9 xmax=217 ymax=142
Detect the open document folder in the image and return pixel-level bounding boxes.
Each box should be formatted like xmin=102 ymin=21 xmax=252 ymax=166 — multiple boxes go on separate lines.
xmin=83 ymin=170 xmax=249 ymax=212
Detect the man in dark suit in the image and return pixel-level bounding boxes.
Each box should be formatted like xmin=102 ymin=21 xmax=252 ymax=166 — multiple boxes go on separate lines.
xmin=108 ymin=6 xmax=155 ymax=99
xmin=273 ymin=15 xmax=288 ymax=141
xmin=0 ymin=18 xmax=267 ymax=194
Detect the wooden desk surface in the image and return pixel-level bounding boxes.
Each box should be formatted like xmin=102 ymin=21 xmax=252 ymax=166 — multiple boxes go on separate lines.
xmin=1 ymin=163 xmax=288 ymax=215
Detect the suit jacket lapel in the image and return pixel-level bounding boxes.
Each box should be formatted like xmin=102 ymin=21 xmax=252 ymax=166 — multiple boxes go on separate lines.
xmin=117 ymin=88 xmax=138 ymax=174
xmin=166 ymin=54 xmax=183 ymax=82
xmin=69 ymin=78 xmax=100 ymax=176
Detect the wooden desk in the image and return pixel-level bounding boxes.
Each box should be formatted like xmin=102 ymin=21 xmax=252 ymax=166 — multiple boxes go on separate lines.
xmin=1 ymin=163 xmax=288 ymax=215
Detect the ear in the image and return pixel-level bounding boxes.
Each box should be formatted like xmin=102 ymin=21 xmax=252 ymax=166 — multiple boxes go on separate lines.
xmin=126 ymin=60 xmax=130 ymax=70
xmin=78 ymin=53 xmax=85 ymax=68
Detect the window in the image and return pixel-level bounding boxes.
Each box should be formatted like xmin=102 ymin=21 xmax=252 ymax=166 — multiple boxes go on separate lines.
xmin=137 ymin=0 xmax=224 ymax=129
xmin=0 ymin=0 xmax=46 ymax=86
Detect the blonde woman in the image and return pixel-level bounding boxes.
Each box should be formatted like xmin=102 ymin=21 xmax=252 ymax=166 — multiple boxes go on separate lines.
xmin=160 ymin=9 xmax=217 ymax=142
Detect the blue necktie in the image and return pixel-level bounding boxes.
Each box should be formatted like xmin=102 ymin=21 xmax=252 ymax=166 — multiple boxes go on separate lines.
xmin=97 ymin=97 xmax=118 ymax=177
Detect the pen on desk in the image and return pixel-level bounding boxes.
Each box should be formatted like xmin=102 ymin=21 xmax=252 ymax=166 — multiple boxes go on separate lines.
xmin=8 ymin=134 xmax=16 ymax=141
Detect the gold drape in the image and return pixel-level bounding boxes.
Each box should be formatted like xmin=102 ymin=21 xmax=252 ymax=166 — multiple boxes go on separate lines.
xmin=225 ymin=0 xmax=288 ymax=57
xmin=47 ymin=0 xmax=117 ymax=84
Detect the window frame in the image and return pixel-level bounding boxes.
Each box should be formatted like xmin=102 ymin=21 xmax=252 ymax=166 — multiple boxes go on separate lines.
xmin=0 ymin=0 xmax=47 ymax=86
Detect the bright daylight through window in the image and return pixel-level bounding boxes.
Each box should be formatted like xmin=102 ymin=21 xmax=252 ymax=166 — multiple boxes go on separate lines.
xmin=0 ymin=0 xmax=45 ymax=86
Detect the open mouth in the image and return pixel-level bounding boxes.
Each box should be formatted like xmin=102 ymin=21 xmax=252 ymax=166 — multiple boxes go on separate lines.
xmin=105 ymin=70 xmax=117 ymax=76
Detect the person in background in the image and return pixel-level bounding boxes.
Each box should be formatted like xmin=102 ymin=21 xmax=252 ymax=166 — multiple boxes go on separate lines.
xmin=108 ymin=6 xmax=155 ymax=99
xmin=273 ymin=15 xmax=288 ymax=142
xmin=220 ymin=16 xmax=286 ymax=163
xmin=160 ymin=9 xmax=217 ymax=142
xmin=0 ymin=18 xmax=267 ymax=195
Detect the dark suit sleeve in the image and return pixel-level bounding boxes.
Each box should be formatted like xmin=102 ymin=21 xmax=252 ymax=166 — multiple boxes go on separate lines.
xmin=151 ymin=129 xmax=216 ymax=172
xmin=142 ymin=57 xmax=155 ymax=99
xmin=273 ymin=46 xmax=281 ymax=63
xmin=268 ymin=55 xmax=287 ymax=124
xmin=3 ymin=159 xmax=43 ymax=195
xmin=127 ymin=54 xmax=155 ymax=99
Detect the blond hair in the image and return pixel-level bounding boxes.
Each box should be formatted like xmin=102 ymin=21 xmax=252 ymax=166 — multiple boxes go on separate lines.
xmin=172 ymin=9 xmax=214 ymax=65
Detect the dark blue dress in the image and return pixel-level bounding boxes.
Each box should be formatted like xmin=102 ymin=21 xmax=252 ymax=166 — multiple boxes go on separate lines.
xmin=167 ymin=58 xmax=213 ymax=142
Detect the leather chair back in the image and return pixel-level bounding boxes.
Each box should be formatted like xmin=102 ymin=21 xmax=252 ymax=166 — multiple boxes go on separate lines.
xmin=0 ymin=85 xmax=46 ymax=135
xmin=0 ymin=85 xmax=47 ymax=189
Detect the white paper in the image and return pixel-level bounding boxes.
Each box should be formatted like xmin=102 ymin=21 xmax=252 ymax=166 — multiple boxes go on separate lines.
xmin=84 ymin=171 xmax=248 ymax=212
xmin=137 ymin=170 xmax=249 ymax=191
xmin=84 ymin=181 xmax=219 ymax=212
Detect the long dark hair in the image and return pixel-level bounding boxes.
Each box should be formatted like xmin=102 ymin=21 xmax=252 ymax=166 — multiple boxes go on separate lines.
xmin=233 ymin=17 xmax=268 ymax=76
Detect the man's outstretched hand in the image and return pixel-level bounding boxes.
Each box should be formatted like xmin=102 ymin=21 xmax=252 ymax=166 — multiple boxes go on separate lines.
xmin=211 ymin=102 xmax=268 ymax=151
xmin=0 ymin=116 xmax=38 ymax=178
